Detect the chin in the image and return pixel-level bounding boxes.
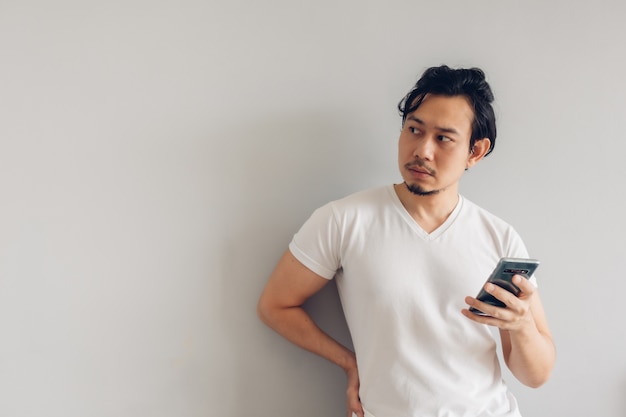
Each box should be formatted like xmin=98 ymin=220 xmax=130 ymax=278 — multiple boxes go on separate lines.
xmin=404 ymin=182 xmax=440 ymax=196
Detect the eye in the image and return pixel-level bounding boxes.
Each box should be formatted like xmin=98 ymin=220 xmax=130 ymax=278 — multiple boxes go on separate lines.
xmin=437 ymin=135 xmax=453 ymax=142
xmin=409 ymin=127 xmax=421 ymax=135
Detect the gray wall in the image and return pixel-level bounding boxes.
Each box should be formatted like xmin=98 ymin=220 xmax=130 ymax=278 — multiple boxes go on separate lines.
xmin=1 ymin=1 xmax=625 ymax=416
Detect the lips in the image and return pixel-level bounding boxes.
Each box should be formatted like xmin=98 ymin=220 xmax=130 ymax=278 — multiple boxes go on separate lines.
xmin=406 ymin=163 xmax=434 ymax=177
xmin=410 ymin=167 xmax=432 ymax=175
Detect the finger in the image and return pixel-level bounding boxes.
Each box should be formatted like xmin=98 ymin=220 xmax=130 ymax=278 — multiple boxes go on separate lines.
xmin=466 ymin=286 xmax=525 ymax=319
xmin=347 ymin=393 xmax=364 ymax=417
xmin=347 ymin=402 xmax=364 ymax=417
xmin=464 ymin=296 xmax=509 ymax=320
xmin=485 ymin=281 xmax=528 ymax=307
xmin=465 ymin=282 xmax=531 ymax=322
xmin=487 ymin=277 xmax=533 ymax=314
xmin=346 ymin=382 xmax=363 ymax=417
xmin=463 ymin=292 xmax=520 ymax=323
xmin=462 ymin=307 xmax=519 ymax=331
xmin=512 ymin=274 xmax=536 ymax=297
xmin=350 ymin=409 xmax=365 ymax=417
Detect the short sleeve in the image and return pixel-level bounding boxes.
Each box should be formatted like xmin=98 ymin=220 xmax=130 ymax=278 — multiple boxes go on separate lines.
xmin=288 ymin=203 xmax=342 ymax=280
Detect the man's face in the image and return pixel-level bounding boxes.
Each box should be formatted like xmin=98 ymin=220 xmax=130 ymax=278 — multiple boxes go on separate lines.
xmin=398 ymin=94 xmax=478 ymax=196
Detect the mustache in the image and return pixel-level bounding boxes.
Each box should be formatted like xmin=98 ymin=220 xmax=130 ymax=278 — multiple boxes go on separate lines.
xmin=405 ymin=159 xmax=436 ymax=176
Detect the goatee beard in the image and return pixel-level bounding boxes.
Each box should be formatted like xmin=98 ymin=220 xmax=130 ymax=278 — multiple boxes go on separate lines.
xmin=404 ymin=181 xmax=440 ymax=196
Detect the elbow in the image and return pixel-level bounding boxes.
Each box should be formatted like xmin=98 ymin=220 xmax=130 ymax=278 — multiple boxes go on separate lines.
xmin=256 ymin=295 xmax=271 ymax=325
xmin=520 ymin=367 xmax=554 ymax=389
xmin=507 ymin=342 xmax=556 ymax=389
xmin=506 ymin=360 xmax=554 ymax=389
xmin=526 ymin=348 xmax=557 ymax=388
xmin=524 ymin=378 xmax=549 ymax=389
xmin=257 ymin=293 xmax=280 ymax=328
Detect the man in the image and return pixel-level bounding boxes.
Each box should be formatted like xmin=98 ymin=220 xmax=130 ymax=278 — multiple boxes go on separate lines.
xmin=257 ymin=65 xmax=555 ymax=417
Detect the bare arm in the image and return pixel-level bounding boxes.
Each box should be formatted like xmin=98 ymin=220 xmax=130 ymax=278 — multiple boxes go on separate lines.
xmin=257 ymin=249 xmax=364 ymax=417
xmin=463 ymin=275 xmax=556 ymax=388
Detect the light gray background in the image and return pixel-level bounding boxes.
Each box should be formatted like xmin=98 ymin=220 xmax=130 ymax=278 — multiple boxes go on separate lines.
xmin=1 ymin=1 xmax=625 ymax=416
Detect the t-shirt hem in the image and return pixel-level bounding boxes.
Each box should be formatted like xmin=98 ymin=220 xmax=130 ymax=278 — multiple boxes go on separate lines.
xmin=289 ymin=241 xmax=336 ymax=280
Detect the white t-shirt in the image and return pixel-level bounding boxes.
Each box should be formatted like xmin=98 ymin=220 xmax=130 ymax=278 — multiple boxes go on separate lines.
xmin=289 ymin=185 xmax=534 ymax=417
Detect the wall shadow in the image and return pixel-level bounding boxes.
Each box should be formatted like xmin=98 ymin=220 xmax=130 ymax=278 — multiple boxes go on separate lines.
xmin=213 ymin=111 xmax=365 ymax=417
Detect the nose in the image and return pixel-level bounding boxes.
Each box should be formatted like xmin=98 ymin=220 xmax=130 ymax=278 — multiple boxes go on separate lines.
xmin=412 ymin=137 xmax=435 ymax=160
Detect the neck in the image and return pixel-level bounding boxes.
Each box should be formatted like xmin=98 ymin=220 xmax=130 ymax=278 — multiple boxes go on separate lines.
xmin=394 ymin=183 xmax=460 ymax=233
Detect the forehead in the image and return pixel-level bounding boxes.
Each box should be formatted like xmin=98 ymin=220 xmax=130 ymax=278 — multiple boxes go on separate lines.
xmin=409 ymin=94 xmax=474 ymax=136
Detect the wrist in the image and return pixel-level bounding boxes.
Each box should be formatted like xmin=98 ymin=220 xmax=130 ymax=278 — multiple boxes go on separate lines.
xmin=339 ymin=350 xmax=358 ymax=373
xmin=509 ymin=316 xmax=538 ymax=339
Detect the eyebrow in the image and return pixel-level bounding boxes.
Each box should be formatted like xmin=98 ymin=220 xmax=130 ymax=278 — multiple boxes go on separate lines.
xmin=407 ymin=115 xmax=461 ymax=135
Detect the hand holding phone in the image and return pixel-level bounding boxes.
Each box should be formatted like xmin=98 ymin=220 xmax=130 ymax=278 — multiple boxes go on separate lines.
xmin=469 ymin=257 xmax=540 ymax=316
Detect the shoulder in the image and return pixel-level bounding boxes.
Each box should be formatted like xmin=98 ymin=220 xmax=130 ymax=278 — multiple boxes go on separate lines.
xmin=302 ymin=185 xmax=393 ymax=230
xmin=330 ymin=185 xmax=390 ymax=206
xmin=459 ymin=196 xmax=529 ymax=257
xmin=324 ymin=185 xmax=394 ymax=219
xmin=460 ymin=196 xmax=514 ymax=231
xmin=289 ymin=186 xmax=393 ymax=277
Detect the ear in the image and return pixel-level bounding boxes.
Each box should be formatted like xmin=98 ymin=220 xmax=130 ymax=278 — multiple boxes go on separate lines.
xmin=466 ymin=138 xmax=491 ymax=169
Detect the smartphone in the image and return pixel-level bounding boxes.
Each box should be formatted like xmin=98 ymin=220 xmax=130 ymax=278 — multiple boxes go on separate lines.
xmin=469 ymin=257 xmax=540 ymax=316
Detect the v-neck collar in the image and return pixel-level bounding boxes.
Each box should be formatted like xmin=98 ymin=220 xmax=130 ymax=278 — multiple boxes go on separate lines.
xmin=386 ymin=184 xmax=464 ymax=241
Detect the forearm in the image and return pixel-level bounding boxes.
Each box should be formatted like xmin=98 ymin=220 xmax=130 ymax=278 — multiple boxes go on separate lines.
xmin=258 ymin=304 xmax=357 ymax=372
xmin=503 ymin=323 xmax=556 ymax=388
